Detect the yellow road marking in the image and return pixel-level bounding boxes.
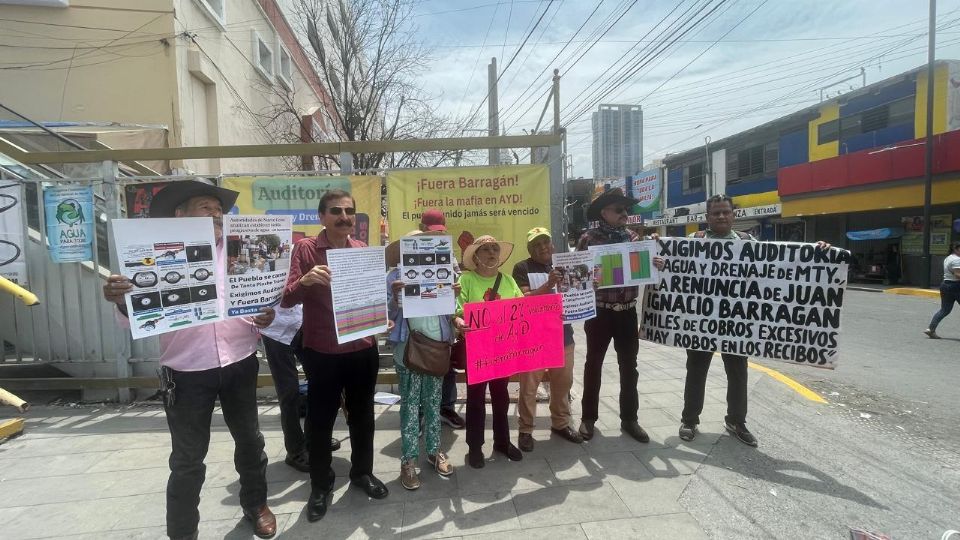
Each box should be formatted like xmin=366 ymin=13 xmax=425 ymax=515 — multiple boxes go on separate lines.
xmin=747 ymin=362 xmax=828 ymax=403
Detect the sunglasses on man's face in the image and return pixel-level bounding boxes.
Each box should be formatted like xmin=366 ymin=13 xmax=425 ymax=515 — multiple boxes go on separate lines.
xmin=327 ymin=206 xmax=356 ymax=216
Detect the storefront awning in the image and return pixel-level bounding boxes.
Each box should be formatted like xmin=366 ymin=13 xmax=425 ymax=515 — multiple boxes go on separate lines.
xmin=846 ymin=227 xmax=904 ymax=241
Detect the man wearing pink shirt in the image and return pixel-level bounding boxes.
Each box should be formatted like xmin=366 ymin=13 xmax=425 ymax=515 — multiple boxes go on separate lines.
xmin=102 ymin=180 xmax=277 ymax=540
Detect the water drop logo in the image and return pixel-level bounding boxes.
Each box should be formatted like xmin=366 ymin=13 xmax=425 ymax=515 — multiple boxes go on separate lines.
xmin=56 ymin=198 xmax=85 ymax=226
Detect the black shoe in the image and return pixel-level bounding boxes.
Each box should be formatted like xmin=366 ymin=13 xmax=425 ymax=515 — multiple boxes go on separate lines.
xmin=578 ymin=420 xmax=595 ymax=441
xmin=550 ymin=426 xmax=584 ymax=444
xmin=440 ymin=408 xmax=466 ymax=429
xmin=678 ymin=423 xmax=697 ymax=442
xmin=621 ymin=421 xmax=650 ymax=443
xmin=330 ymin=438 xmax=341 ymax=451
xmin=350 ymin=474 xmax=389 ymax=499
xmin=725 ymin=421 xmax=758 ymax=447
xmin=306 ymin=487 xmax=333 ymax=522
xmin=467 ymin=449 xmax=485 ymax=469
xmin=517 ymin=432 xmax=535 ymax=452
xmin=284 ymin=450 xmax=310 ymax=473
xmin=493 ymin=443 xmax=523 ymax=461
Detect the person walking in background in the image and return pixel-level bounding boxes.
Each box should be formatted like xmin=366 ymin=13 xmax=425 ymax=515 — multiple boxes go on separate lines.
xmin=925 ymin=240 xmax=960 ymax=339
xmin=454 ymin=235 xmax=525 ymax=469
xmin=386 ymin=231 xmax=456 ymax=490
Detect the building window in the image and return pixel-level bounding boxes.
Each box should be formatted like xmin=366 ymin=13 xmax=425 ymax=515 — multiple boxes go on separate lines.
xmin=763 ymin=141 xmax=779 ymax=173
xmin=683 ymin=161 xmax=705 ymax=194
xmin=252 ymin=30 xmax=274 ymax=82
xmin=888 ymin=95 xmax=915 ymax=127
xmin=193 ymin=0 xmax=225 ymax=27
xmin=818 ymin=120 xmax=839 ymax=144
xmin=277 ymin=44 xmax=293 ymax=90
xmin=837 ymin=95 xmax=916 ymax=140
xmin=738 ymin=146 xmax=763 ymax=178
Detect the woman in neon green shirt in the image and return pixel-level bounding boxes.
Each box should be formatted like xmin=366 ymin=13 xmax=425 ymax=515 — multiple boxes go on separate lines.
xmin=453 ymin=235 xmax=524 ymax=469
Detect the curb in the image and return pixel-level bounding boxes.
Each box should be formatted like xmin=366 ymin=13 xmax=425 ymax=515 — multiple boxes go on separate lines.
xmin=883 ymin=288 xmax=940 ymax=299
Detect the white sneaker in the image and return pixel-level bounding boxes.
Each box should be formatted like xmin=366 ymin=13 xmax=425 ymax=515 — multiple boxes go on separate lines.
xmin=924 ymin=328 xmax=940 ymax=339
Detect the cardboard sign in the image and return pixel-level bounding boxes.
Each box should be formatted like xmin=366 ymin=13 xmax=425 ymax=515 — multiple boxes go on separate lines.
xmin=463 ymin=293 xmax=564 ymax=384
xmin=640 ymin=238 xmax=851 ymax=369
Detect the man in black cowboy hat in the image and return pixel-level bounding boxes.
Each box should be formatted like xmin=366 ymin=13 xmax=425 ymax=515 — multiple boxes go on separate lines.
xmin=102 ymin=179 xmax=278 ymax=540
xmin=576 ymin=187 xmax=659 ymax=444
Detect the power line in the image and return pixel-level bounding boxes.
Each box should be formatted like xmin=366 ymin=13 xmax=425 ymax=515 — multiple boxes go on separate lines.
xmin=461 ymin=0 xmax=556 ymax=129
xmin=499 ymin=0 xmax=606 ymax=129
xmin=563 ymin=0 xmax=729 ymax=126
xmin=454 ymin=2 xmax=503 ymax=119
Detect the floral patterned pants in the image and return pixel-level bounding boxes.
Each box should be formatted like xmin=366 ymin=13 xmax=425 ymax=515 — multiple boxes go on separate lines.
xmin=394 ymin=341 xmax=443 ymax=463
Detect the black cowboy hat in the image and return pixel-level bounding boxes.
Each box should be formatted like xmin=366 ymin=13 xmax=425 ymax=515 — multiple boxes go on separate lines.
xmin=148 ymin=179 xmax=239 ymax=218
xmin=586 ymin=187 xmax=638 ymax=221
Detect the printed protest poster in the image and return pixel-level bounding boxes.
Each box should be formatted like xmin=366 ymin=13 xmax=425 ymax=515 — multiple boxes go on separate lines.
xmin=463 ymin=294 xmax=564 ymax=384
xmin=112 ymin=217 xmax=222 ymax=340
xmin=629 ymin=168 xmax=661 ymax=214
xmin=223 ymin=214 xmax=293 ymax=318
xmin=124 ymin=181 xmax=168 ymax=218
xmin=44 ymin=184 xmax=94 ymax=263
xmin=400 ymin=234 xmax=456 ymax=317
xmin=639 ymin=238 xmax=851 ymax=369
xmin=552 ymin=250 xmax=596 ymax=321
xmin=386 ymin=165 xmax=550 ymax=271
xmin=588 ymin=240 xmax=659 ymax=289
xmin=0 ymin=182 xmax=27 ymax=286
xmin=223 ymin=176 xmax=382 ymax=245
xmin=328 ymin=246 xmax=388 ymax=344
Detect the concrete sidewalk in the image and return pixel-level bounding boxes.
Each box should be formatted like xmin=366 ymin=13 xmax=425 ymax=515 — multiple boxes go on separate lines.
xmin=0 ymin=328 xmax=765 ymax=540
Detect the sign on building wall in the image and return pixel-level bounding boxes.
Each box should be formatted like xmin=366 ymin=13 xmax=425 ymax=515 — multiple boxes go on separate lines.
xmin=0 ymin=182 xmax=27 ymax=286
xmin=44 ymin=184 xmax=94 ymax=263
xmin=223 ymin=176 xmax=382 ymax=245
xmin=647 ymin=204 xmax=782 ymax=227
xmin=629 ymin=169 xmax=661 ymax=214
xmin=386 ymin=165 xmax=550 ymax=271
xmin=901 ymin=214 xmax=952 ymax=255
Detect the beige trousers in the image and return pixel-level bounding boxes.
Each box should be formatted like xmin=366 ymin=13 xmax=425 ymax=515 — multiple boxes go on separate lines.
xmin=518 ymin=344 xmax=575 ymax=433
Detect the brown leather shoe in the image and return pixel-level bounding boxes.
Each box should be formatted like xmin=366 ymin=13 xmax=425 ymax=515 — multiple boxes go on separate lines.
xmin=551 ymin=425 xmax=584 ymax=444
xmin=518 ymin=432 xmax=535 ymax=452
xmin=244 ymin=504 xmax=277 ymax=539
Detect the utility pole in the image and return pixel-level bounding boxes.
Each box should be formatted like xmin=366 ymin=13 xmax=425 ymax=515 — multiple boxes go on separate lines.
xmin=552 ymin=69 xmax=561 ymax=135
xmin=704 ymin=136 xmax=712 ymax=198
xmin=922 ymin=0 xmax=936 ymax=288
xmin=488 ymin=57 xmax=500 ymax=165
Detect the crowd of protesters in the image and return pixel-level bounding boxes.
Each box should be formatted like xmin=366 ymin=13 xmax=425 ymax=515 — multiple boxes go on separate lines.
xmin=101 ymin=180 xmax=832 ymax=539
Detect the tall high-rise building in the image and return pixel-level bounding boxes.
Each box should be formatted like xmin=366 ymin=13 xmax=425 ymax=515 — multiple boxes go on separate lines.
xmin=592 ymin=104 xmax=643 ymax=182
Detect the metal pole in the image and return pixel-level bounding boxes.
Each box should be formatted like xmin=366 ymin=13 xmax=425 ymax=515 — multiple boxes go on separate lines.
xmin=552 ymin=69 xmax=561 ymax=135
xmin=488 ymin=58 xmax=500 ymax=165
xmin=704 ymin=136 xmax=712 ymax=199
xmin=102 ymin=161 xmax=131 ymax=402
xmin=921 ymin=0 xmax=936 ymax=289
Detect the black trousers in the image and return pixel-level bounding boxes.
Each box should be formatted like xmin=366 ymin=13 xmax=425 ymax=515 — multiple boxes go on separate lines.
xmin=581 ymin=307 xmax=640 ymax=424
xmin=262 ymin=335 xmax=306 ymax=456
xmin=465 ymin=376 xmax=511 ymax=451
xmin=681 ymin=350 xmax=748 ymax=426
xmin=300 ymin=345 xmax=379 ymax=491
xmin=163 ymin=354 xmax=267 ymax=539
xmin=441 ymin=368 xmax=457 ymax=412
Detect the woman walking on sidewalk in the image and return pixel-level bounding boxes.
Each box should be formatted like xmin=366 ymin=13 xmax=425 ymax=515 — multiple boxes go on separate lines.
xmin=924 ymin=240 xmax=960 ymax=339
xmin=454 ymin=235 xmax=525 ymax=469
xmin=385 ymin=232 xmax=456 ymax=490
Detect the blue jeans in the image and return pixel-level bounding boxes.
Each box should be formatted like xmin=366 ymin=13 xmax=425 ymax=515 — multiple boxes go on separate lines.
xmin=163 ymin=354 xmax=268 ymax=538
xmin=929 ymin=280 xmax=960 ymax=331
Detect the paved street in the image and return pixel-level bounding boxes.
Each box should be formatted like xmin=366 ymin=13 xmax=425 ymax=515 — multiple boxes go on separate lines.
xmin=1 ymin=293 xmax=959 ymax=539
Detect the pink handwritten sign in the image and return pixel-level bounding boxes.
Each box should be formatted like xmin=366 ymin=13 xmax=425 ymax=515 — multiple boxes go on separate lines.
xmin=463 ymin=293 xmax=564 ymax=384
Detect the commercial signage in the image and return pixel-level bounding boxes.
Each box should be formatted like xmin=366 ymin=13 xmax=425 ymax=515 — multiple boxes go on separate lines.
xmin=648 ymin=204 xmax=782 ymax=227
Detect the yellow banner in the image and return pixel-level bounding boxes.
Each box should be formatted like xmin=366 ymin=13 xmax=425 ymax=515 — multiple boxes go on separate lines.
xmin=223 ymin=176 xmax=382 ymax=245
xmin=386 ymin=165 xmax=550 ymax=270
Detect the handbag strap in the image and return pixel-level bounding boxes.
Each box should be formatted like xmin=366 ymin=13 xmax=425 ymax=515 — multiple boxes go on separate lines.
xmin=485 ymin=272 xmax=503 ymax=302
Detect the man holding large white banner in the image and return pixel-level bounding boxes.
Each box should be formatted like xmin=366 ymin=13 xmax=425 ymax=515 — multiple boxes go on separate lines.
xmin=641 ymin=194 xmax=841 ymax=448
